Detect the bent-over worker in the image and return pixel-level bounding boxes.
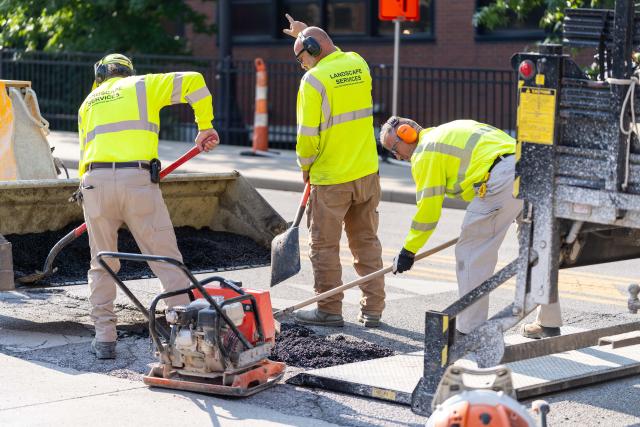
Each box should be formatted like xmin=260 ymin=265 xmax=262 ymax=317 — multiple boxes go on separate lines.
xmin=78 ymin=53 xmax=219 ymax=358
xmin=381 ymin=117 xmax=526 ymax=335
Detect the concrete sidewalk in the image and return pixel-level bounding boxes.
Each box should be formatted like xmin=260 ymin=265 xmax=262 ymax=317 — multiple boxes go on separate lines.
xmin=49 ymin=131 xmax=467 ymax=209
xmin=0 ymin=353 xmax=336 ymax=427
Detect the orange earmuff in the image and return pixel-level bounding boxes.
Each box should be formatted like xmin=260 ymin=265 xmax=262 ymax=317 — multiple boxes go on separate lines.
xmin=397 ymin=124 xmax=418 ymax=143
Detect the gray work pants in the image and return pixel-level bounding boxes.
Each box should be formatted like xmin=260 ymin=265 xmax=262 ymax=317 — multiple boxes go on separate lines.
xmin=81 ymin=168 xmax=190 ymax=342
xmin=455 ymin=156 xmax=523 ymax=334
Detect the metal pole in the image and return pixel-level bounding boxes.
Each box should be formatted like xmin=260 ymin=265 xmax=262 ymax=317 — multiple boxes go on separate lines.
xmin=217 ymin=0 xmax=232 ymax=143
xmin=392 ymin=19 xmax=400 ymax=116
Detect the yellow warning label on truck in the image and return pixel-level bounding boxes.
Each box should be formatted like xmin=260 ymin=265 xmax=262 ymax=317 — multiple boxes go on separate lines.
xmin=517 ymin=87 xmax=556 ymax=145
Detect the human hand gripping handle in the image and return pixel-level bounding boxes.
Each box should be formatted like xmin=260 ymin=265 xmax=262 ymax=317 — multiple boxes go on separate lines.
xmin=195 ymin=128 xmax=220 ymax=152
xmin=392 ymin=248 xmax=415 ymax=274
xmin=283 ymin=13 xmax=308 ymax=38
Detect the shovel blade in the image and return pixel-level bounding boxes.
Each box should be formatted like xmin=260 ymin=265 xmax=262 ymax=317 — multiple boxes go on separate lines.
xmin=270 ymin=226 xmax=301 ymax=287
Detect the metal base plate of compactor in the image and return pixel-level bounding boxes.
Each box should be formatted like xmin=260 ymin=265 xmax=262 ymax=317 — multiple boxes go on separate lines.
xmin=144 ymin=360 xmax=286 ymax=397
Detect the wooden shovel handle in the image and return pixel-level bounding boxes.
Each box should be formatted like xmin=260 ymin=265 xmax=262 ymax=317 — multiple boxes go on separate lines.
xmin=273 ymin=237 xmax=459 ymax=318
xmin=291 ymin=182 xmax=311 ymax=228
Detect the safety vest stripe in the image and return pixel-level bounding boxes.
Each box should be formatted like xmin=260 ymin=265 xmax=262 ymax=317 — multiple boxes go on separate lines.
xmin=135 ymin=78 xmax=148 ymax=122
xmin=411 ymin=220 xmax=437 ymax=232
xmin=185 ymin=86 xmax=211 ymax=105
xmin=416 ymin=185 xmax=446 ymax=203
xmin=171 ymin=73 xmax=184 ymax=104
xmin=414 ymin=142 xmax=464 ymax=158
xmin=297 ymin=154 xmax=317 ymax=166
xmin=303 ymin=74 xmax=331 ymax=128
xmin=298 ymin=124 xmax=319 ymax=137
xmin=84 ymin=120 xmax=159 ymax=146
xmin=320 ymin=107 xmax=373 ymax=131
xmin=450 ymin=126 xmax=496 ymax=197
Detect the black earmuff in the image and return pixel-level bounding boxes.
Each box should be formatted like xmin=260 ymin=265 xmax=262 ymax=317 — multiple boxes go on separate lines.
xmin=299 ymin=34 xmax=321 ymax=57
xmin=94 ymin=60 xmax=108 ymax=85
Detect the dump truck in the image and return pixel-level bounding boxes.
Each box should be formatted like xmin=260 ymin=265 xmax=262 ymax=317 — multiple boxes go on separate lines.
xmin=411 ymin=0 xmax=640 ymax=414
xmin=0 ymin=80 xmax=287 ymax=291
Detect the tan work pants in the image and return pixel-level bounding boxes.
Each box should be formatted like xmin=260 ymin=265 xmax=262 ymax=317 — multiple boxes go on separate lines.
xmin=455 ymin=156 xmax=523 ymax=334
xmin=307 ymin=173 xmax=385 ymax=315
xmin=81 ymin=168 xmax=189 ymax=342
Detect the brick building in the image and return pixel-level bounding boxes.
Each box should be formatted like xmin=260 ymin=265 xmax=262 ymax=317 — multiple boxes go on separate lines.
xmin=185 ymin=0 xmax=547 ymax=69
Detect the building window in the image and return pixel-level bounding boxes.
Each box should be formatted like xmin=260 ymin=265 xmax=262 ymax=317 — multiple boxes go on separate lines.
xmin=474 ymin=0 xmax=546 ymax=41
xmin=230 ymin=0 xmax=434 ymax=41
xmin=231 ymin=0 xmax=274 ymax=37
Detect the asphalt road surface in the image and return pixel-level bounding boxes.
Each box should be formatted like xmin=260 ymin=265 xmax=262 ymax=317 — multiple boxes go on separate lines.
xmin=1 ymin=187 xmax=639 ymax=426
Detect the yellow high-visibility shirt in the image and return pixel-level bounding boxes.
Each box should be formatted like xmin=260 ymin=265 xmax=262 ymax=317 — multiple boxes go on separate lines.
xmin=78 ymin=72 xmax=213 ymax=175
xmin=296 ymin=49 xmax=378 ymax=185
xmin=404 ymin=120 xmax=516 ymax=253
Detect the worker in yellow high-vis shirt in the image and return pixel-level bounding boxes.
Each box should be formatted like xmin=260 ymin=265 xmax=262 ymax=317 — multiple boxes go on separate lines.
xmin=381 ymin=117 xmax=542 ymax=336
xmin=78 ymin=53 xmax=219 ymax=359
xmin=283 ymin=15 xmax=385 ymax=328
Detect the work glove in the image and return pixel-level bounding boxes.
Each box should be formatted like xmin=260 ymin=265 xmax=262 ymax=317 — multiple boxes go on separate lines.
xmin=392 ymin=248 xmax=415 ymax=274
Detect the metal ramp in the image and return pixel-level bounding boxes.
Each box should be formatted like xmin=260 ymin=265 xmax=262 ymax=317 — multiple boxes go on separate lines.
xmin=288 ymin=340 xmax=640 ymax=405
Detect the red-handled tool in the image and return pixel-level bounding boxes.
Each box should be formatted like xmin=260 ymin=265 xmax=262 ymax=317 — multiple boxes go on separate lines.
xmin=18 ymin=144 xmax=206 ymax=284
xmin=269 ymin=181 xmax=311 ymax=287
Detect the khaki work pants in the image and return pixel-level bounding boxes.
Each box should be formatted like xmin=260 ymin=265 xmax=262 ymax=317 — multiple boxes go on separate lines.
xmin=307 ymin=173 xmax=385 ymax=315
xmin=455 ymin=156 xmax=523 ymax=334
xmin=81 ymin=168 xmax=190 ymax=342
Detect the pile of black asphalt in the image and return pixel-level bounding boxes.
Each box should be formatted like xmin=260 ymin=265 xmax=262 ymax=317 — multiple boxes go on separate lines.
xmin=271 ymin=323 xmax=394 ymax=369
xmin=8 ymin=224 xmax=270 ymax=285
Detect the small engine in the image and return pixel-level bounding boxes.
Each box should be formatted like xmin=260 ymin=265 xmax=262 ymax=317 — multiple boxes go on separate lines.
xmin=162 ymin=280 xmax=277 ymax=380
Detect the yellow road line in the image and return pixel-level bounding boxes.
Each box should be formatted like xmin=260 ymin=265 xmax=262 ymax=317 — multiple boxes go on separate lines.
xmin=333 ymin=254 xmax=629 ymax=306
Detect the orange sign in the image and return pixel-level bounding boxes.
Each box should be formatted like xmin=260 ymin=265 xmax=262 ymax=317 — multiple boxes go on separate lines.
xmin=379 ymin=0 xmax=420 ymax=21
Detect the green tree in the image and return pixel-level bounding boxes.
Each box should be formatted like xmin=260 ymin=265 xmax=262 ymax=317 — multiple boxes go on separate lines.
xmin=0 ymin=0 xmax=215 ymax=54
xmin=473 ymin=0 xmax=615 ymax=41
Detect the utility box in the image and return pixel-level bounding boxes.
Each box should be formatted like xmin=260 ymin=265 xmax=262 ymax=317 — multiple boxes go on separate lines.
xmin=0 ymin=235 xmax=14 ymax=291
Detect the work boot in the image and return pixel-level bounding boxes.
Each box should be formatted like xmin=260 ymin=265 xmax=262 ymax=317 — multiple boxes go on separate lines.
xmin=90 ymin=339 xmax=116 ymax=359
xmin=357 ymin=312 xmax=381 ymax=328
xmin=521 ymin=322 xmax=561 ymax=339
xmin=294 ymin=308 xmax=344 ymax=327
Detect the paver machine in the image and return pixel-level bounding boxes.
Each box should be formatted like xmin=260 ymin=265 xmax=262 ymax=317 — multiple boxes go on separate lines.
xmin=411 ymin=0 xmax=640 ymax=415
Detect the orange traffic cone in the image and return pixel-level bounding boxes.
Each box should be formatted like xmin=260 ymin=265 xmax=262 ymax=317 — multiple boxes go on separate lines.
xmin=241 ymin=58 xmax=278 ymax=157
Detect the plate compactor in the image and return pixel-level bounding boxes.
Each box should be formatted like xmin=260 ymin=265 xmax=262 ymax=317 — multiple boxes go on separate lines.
xmin=96 ymin=251 xmax=285 ymax=397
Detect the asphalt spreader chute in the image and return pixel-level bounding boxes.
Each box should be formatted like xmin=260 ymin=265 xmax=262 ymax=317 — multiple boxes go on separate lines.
xmin=0 ymin=171 xmax=288 ymax=290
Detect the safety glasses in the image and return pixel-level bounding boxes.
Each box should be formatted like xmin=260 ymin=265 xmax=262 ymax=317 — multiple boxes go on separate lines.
xmin=295 ymin=49 xmax=308 ymax=65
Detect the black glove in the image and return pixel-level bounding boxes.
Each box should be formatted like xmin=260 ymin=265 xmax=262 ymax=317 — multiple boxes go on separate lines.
xmin=392 ymin=248 xmax=415 ymax=274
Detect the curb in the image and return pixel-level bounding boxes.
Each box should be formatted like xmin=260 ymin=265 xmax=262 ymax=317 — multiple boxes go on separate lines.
xmin=58 ymin=158 xmax=467 ymax=209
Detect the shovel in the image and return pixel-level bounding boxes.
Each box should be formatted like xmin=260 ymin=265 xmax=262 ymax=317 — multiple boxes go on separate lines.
xmin=18 ymin=143 xmax=208 ymax=284
xmin=270 ymin=182 xmax=311 ymax=287
xmin=273 ymin=237 xmax=459 ymax=319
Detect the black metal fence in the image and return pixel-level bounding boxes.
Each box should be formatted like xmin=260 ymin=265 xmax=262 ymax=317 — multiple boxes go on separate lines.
xmin=0 ymin=49 xmax=516 ymax=149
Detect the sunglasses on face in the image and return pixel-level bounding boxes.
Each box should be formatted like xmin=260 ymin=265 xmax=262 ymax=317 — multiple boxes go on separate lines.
xmin=295 ymin=49 xmax=309 ymax=65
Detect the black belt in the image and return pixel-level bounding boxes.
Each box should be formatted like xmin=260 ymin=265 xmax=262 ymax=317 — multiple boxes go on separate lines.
xmin=88 ymin=161 xmax=150 ymax=171
xmin=488 ymin=153 xmax=514 ymax=172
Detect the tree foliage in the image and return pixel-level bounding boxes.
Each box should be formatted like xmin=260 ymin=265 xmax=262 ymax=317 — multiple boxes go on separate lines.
xmin=0 ymin=0 xmax=215 ymax=54
xmin=473 ymin=0 xmax=616 ymax=40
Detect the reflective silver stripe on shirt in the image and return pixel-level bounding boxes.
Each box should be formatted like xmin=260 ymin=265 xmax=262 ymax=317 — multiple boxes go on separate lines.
xmin=297 ymin=154 xmax=317 ymax=166
xmin=450 ymin=126 xmax=496 ymax=197
xmin=185 ymin=86 xmax=211 ymax=105
xmin=298 ymin=124 xmax=319 ymax=137
xmin=319 ymin=107 xmax=373 ymax=131
xmin=416 ymin=185 xmax=446 ymax=203
xmin=84 ymin=120 xmax=159 ymax=145
xmin=171 ymin=73 xmax=184 ymax=104
xmin=303 ymin=74 xmax=331 ymax=127
xmin=135 ymin=77 xmax=147 ymax=122
xmin=411 ymin=220 xmax=437 ymax=232
xmin=413 ymin=141 xmax=465 ymax=158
